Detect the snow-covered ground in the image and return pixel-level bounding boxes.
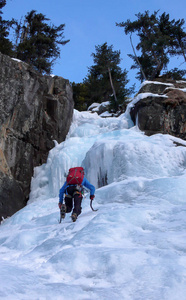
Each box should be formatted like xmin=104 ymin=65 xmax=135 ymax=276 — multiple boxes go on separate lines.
xmin=1 ymin=104 xmax=186 ymax=299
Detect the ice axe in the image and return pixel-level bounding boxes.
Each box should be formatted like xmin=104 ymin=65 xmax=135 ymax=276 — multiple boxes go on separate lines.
xmin=84 ymin=187 xmax=98 ymax=212
xmin=90 ymin=199 xmax=98 ymax=212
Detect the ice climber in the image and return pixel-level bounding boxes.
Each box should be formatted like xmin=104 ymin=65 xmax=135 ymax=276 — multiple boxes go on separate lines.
xmin=58 ymin=167 xmax=95 ymax=222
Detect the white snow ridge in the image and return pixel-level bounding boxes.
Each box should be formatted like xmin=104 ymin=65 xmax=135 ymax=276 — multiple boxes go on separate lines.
xmin=1 ymin=109 xmax=186 ymax=300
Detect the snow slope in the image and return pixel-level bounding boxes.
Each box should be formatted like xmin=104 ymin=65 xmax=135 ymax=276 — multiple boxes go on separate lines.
xmin=1 ymin=107 xmax=186 ymax=300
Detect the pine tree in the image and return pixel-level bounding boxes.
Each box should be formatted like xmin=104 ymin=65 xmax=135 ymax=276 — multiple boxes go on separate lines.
xmin=15 ymin=10 xmax=70 ymax=74
xmin=83 ymin=42 xmax=134 ymax=112
xmin=168 ymin=17 xmax=186 ymax=62
xmin=72 ymin=82 xmax=89 ymax=111
xmin=117 ymin=11 xmax=186 ymax=81
xmin=0 ymin=0 xmax=14 ymax=55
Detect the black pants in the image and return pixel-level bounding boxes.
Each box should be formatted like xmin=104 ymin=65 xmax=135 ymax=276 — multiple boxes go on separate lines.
xmin=64 ymin=186 xmax=83 ymax=216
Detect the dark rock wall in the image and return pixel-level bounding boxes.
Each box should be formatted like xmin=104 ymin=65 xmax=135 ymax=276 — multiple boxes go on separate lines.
xmin=130 ymin=80 xmax=186 ymax=140
xmin=0 ymin=52 xmax=74 ymax=221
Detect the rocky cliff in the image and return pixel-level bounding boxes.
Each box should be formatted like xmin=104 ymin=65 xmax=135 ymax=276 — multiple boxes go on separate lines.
xmin=0 ymin=52 xmax=74 ymax=221
xmin=130 ymin=79 xmax=186 ymax=140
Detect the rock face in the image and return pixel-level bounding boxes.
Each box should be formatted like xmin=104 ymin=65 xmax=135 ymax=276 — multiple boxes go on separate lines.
xmin=88 ymin=101 xmax=112 ymax=117
xmin=0 ymin=52 xmax=74 ymax=221
xmin=130 ymin=80 xmax=186 ymax=140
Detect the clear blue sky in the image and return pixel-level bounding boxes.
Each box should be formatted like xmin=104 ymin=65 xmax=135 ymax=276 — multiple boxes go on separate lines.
xmin=3 ymin=0 xmax=186 ymax=92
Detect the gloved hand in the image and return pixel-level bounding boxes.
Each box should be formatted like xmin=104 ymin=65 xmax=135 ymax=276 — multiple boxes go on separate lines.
xmin=58 ymin=203 xmax=62 ymax=209
xmin=90 ymin=195 xmax=95 ymax=200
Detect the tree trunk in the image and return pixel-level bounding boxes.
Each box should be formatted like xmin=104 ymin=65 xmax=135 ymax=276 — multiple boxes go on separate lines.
xmin=108 ymin=67 xmax=117 ymax=103
xmin=130 ymin=35 xmax=147 ymax=81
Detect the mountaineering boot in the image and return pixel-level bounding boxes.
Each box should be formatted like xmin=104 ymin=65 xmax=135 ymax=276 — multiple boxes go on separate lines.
xmin=60 ymin=204 xmax=66 ymax=219
xmin=71 ymin=213 xmax=77 ymax=222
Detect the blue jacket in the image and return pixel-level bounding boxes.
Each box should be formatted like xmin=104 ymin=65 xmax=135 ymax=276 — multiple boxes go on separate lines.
xmin=59 ymin=177 xmax=95 ymax=204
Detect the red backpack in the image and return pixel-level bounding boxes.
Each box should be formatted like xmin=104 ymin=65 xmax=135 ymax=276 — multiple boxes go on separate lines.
xmin=66 ymin=167 xmax=84 ymax=185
